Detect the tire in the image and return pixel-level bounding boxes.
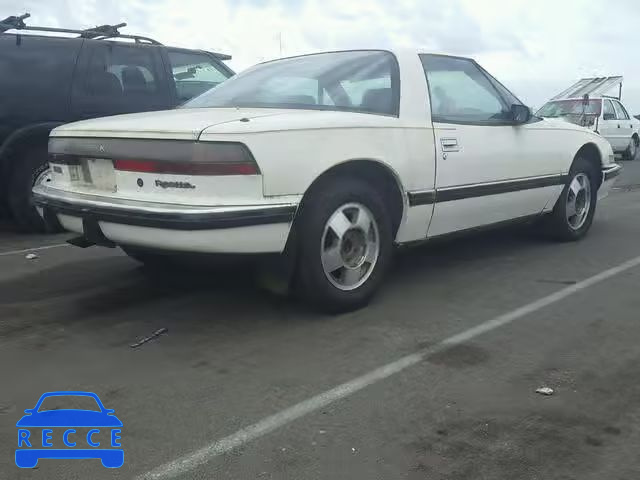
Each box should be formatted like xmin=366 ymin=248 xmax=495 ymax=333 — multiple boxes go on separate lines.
xmin=294 ymin=177 xmax=394 ymax=313
xmin=545 ymin=156 xmax=598 ymax=241
xmin=624 ymin=136 xmax=638 ymax=161
xmin=8 ymin=145 xmax=62 ymax=233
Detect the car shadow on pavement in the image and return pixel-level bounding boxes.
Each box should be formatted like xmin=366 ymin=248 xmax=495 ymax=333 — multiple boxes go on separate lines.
xmin=1 ymin=224 xmax=546 ymax=339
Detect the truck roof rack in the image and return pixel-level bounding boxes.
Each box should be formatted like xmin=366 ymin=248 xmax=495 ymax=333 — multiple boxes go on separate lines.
xmin=0 ymin=12 xmax=161 ymax=45
xmin=551 ymin=76 xmax=624 ymax=101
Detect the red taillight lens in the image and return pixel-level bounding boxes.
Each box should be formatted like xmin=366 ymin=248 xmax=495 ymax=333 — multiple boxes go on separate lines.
xmin=114 ymin=159 xmax=259 ymax=176
xmin=113 ymin=142 xmax=259 ymax=176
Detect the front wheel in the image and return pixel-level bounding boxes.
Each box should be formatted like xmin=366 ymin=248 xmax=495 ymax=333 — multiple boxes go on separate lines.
xmin=545 ymin=157 xmax=598 ymax=241
xmin=294 ymin=177 xmax=394 ymax=313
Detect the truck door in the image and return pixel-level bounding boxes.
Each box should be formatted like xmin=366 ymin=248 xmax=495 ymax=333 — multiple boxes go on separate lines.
xmin=71 ymin=42 xmax=173 ymax=120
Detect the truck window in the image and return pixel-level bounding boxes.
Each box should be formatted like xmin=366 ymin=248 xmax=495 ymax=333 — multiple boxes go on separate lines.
xmin=86 ymin=44 xmax=160 ymax=98
xmin=168 ymin=51 xmax=230 ymax=102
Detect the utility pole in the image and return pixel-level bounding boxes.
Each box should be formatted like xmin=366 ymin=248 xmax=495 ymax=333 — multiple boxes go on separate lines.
xmin=278 ymin=32 xmax=282 ymax=57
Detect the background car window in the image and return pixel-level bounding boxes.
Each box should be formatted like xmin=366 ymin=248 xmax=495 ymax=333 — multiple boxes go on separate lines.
xmin=420 ymin=55 xmax=509 ymax=124
xmin=184 ymin=50 xmax=400 ymax=116
xmin=603 ymin=100 xmax=616 ymax=120
xmin=614 ymin=101 xmax=630 ymax=120
xmin=537 ymin=99 xmax=602 ymax=117
xmin=37 ymin=395 xmax=101 ymax=412
xmin=168 ymin=51 xmax=230 ymax=102
xmin=87 ymin=45 xmax=159 ymax=97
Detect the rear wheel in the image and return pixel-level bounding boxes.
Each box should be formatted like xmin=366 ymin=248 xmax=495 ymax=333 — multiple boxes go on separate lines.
xmin=545 ymin=156 xmax=598 ymax=241
xmin=294 ymin=177 xmax=393 ymax=313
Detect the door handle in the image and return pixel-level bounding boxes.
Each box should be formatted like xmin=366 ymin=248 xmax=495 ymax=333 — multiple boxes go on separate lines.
xmin=441 ymin=137 xmax=460 ymax=152
xmin=618 ymin=124 xmax=621 ymax=129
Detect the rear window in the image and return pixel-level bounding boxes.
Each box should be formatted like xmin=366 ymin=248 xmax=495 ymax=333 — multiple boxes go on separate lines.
xmin=183 ymin=50 xmax=400 ymax=116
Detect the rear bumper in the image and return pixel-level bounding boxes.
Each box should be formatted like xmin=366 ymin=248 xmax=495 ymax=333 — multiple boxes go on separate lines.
xmin=33 ymin=186 xmax=297 ymax=231
xmin=33 ymin=185 xmax=297 ymax=254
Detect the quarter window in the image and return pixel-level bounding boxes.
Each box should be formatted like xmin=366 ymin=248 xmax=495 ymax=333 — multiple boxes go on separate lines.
xmin=420 ymin=55 xmax=510 ymax=124
xmin=167 ymin=51 xmax=230 ymax=102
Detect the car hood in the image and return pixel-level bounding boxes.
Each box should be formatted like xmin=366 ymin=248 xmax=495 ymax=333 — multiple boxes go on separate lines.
xmin=52 ymin=108 xmax=398 ymax=141
xmin=51 ymin=108 xmax=300 ymax=141
xmin=16 ymin=410 xmax=123 ymax=427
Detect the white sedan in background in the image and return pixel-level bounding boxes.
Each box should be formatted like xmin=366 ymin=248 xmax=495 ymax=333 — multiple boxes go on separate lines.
xmin=34 ymin=48 xmax=621 ymax=312
xmin=537 ymin=96 xmax=640 ymax=160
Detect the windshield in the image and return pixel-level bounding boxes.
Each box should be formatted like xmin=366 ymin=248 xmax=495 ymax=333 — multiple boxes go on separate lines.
xmin=537 ymin=99 xmax=602 ymax=117
xmin=183 ymin=50 xmax=400 ymax=116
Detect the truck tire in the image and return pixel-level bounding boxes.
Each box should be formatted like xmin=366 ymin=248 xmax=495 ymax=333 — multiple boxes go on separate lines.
xmin=8 ymin=145 xmax=61 ymax=233
xmin=294 ymin=177 xmax=393 ymax=313
xmin=544 ymin=156 xmax=598 ymax=241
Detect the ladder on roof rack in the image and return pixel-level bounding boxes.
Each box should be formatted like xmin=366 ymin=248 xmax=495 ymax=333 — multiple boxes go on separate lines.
xmin=0 ymin=12 xmax=162 ymax=45
xmin=551 ymin=76 xmax=623 ymax=101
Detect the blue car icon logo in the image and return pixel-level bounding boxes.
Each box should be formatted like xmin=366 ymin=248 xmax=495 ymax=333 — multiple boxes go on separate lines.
xmin=16 ymin=391 xmax=123 ymax=469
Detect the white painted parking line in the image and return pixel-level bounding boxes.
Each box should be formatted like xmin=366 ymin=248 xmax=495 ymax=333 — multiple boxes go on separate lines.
xmin=0 ymin=243 xmax=70 ymax=257
xmin=139 ymin=254 xmax=640 ymax=480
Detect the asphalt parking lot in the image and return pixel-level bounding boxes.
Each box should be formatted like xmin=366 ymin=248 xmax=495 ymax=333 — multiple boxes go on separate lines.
xmin=2 ymin=161 xmax=640 ymax=480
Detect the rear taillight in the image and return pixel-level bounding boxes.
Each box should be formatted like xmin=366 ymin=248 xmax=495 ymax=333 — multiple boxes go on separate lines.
xmin=114 ymin=142 xmax=260 ymax=176
xmin=114 ymin=159 xmax=259 ymax=176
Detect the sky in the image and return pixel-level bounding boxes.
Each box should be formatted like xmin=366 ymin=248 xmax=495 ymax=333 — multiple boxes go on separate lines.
xmin=5 ymin=0 xmax=640 ymax=112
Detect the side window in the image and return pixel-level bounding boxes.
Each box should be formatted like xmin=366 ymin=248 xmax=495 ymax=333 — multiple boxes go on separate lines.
xmin=614 ymin=101 xmax=630 ymax=120
xmin=256 ymin=76 xmax=319 ymax=105
xmin=603 ymin=100 xmax=616 ymax=120
xmin=168 ymin=51 xmax=230 ymax=102
xmin=87 ymin=45 xmax=159 ymax=98
xmin=420 ymin=55 xmax=509 ymax=124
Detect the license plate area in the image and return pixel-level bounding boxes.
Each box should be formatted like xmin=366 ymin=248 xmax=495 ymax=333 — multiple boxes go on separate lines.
xmin=70 ymin=158 xmax=116 ymax=192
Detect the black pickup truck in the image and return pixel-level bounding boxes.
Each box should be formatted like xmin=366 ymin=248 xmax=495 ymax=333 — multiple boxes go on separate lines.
xmin=0 ymin=14 xmax=234 ymax=232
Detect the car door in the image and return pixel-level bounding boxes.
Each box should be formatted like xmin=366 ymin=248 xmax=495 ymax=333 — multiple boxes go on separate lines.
xmin=71 ymin=42 xmax=173 ymax=120
xmin=613 ymin=100 xmax=634 ymax=150
xmin=599 ymin=99 xmax=623 ymax=151
xmin=420 ymin=54 xmax=564 ymax=237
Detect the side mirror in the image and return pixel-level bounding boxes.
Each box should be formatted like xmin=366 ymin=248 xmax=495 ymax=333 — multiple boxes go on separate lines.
xmin=511 ymin=104 xmax=531 ymax=124
xmin=603 ymin=113 xmax=615 ymax=121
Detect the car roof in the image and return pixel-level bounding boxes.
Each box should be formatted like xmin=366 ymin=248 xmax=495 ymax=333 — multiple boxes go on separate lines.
xmin=253 ymin=47 xmax=472 ymax=67
xmin=1 ymin=32 xmax=231 ymax=60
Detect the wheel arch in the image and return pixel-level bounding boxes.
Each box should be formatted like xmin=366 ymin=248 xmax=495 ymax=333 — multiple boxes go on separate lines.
xmin=295 ymin=158 xmax=407 ymax=238
xmin=574 ymin=142 xmax=603 ymax=188
xmin=0 ymin=123 xmax=61 ymax=185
